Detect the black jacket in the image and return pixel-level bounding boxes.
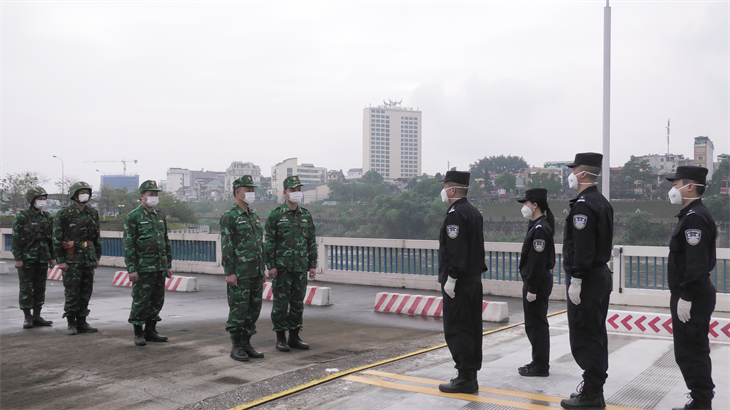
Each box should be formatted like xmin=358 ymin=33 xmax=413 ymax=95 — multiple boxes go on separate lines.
xmin=438 ymin=198 xmax=487 ymax=284
xmin=519 ymin=216 xmax=555 ymax=293
xmin=563 ymin=186 xmax=614 ymax=279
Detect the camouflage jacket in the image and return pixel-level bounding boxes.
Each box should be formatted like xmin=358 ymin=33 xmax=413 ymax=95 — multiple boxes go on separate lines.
xmin=12 ymin=207 xmax=54 ymax=263
xmin=53 ymin=204 xmax=102 ymax=266
xmin=123 ymin=205 xmax=172 ymax=273
xmin=220 ymin=204 xmax=265 ymax=278
xmin=264 ymin=204 xmax=317 ymax=272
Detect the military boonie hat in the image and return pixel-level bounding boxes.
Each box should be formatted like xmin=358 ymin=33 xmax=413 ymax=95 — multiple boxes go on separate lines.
xmin=26 ymin=186 xmax=48 ymax=204
xmin=665 ymin=166 xmax=708 ymax=184
xmin=284 ymin=175 xmax=303 ymax=190
xmin=69 ymin=181 xmax=92 ymax=199
xmin=517 ymin=188 xmax=548 ymax=203
xmin=139 ymin=180 xmax=162 ymax=194
xmin=440 ymin=170 xmax=470 ymax=186
xmin=233 ymin=175 xmax=257 ymax=190
xmin=567 ymin=152 xmax=603 ymax=168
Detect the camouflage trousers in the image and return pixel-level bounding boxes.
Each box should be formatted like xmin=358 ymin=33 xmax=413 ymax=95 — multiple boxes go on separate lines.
xmin=63 ymin=264 xmax=95 ymax=318
xmin=128 ymin=271 xmax=166 ymax=326
xmin=18 ymin=263 xmax=48 ymax=310
xmin=226 ymin=275 xmax=264 ymax=336
xmin=271 ymin=270 xmax=307 ymax=332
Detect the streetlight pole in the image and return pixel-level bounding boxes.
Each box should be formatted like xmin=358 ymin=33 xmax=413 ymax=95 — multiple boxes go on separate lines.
xmin=602 ymin=0 xmax=612 ymax=200
xmin=53 ymin=155 xmax=65 ymax=195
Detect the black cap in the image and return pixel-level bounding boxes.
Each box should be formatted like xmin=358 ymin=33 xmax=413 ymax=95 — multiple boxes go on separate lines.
xmin=567 ymin=152 xmax=603 ymax=168
xmin=516 ymin=188 xmax=548 ymax=203
xmin=440 ymin=171 xmax=470 ymax=186
xmin=665 ymin=166 xmax=708 ymax=184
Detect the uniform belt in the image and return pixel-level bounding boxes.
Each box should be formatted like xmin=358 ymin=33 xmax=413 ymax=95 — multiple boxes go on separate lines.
xmin=78 ymin=241 xmax=94 ymax=248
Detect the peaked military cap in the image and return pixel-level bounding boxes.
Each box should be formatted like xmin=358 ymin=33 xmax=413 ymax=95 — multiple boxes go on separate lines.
xmin=233 ymin=175 xmax=257 ymax=190
xmin=567 ymin=152 xmax=603 ymax=168
xmin=517 ymin=188 xmax=548 ymax=203
xmin=284 ymin=175 xmax=303 ymax=190
xmin=440 ymin=170 xmax=470 ymax=186
xmin=665 ymin=166 xmax=708 ymax=184
xmin=139 ymin=180 xmax=162 ymax=194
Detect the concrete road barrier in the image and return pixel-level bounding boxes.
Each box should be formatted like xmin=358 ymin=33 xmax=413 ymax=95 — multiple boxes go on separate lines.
xmin=373 ymin=292 xmax=510 ymax=322
xmin=607 ymin=309 xmax=730 ymax=342
xmin=112 ymin=271 xmax=199 ymax=292
xmin=47 ymin=266 xmax=63 ymax=280
xmin=262 ymin=282 xmax=332 ymax=306
xmin=0 ymin=261 xmax=9 ymax=275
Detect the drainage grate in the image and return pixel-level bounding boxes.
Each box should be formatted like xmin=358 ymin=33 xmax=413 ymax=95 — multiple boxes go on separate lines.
xmin=607 ymin=348 xmax=684 ymax=409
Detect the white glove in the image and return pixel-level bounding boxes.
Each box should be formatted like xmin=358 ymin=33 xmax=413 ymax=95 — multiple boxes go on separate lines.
xmin=526 ymin=292 xmax=537 ymax=302
xmin=568 ymin=278 xmax=582 ymax=305
xmin=677 ymin=298 xmax=692 ymax=323
xmin=444 ymin=276 xmax=457 ymax=299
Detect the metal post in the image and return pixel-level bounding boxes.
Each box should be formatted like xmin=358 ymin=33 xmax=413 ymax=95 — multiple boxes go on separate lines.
xmin=602 ymin=0 xmax=611 ymax=200
xmin=53 ymin=155 xmax=65 ymax=195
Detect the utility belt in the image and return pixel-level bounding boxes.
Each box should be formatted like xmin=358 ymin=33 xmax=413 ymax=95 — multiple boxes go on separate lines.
xmin=61 ymin=240 xmax=94 ymax=261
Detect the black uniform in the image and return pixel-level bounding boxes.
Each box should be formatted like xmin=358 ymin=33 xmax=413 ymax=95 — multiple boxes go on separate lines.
xmin=519 ymin=215 xmax=555 ymax=370
xmin=563 ymin=185 xmax=613 ymax=390
xmin=439 ymin=197 xmax=487 ymax=373
xmin=668 ymin=199 xmax=716 ymax=405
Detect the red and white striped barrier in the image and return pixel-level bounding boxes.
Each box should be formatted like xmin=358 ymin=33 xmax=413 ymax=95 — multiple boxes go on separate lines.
xmin=47 ymin=266 xmax=63 ymax=281
xmin=262 ymin=282 xmax=332 ymax=306
xmin=112 ymin=271 xmax=198 ymax=292
xmin=373 ymin=292 xmax=509 ymax=322
xmin=606 ymin=310 xmax=730 ymax=342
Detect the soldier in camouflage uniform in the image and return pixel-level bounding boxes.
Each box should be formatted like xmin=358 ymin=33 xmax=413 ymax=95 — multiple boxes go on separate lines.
xmin=124 ymin=180 xmax=172 ymax=347
xmin=53 ymin=181 xmax=101 ymax=335
xmin=220 ymin=175 xmax=266 ymax=361
xmin=12 ymin=187 xmax=55 ymax=329
xmin=265 ymin=175 xmax=318 ymax=352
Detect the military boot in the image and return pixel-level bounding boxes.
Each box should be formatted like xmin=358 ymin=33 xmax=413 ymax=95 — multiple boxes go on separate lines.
xmin=22 ymin=309 xmax=33 ymax=329
xmin=66 ymin=316 xmax=77 ymax=335
xmin=438 ymin=370 xmax=478 ymax=394
xmin=77 ymin=316 xmax=98 ymax=333
xmin=672 ymin=393 xmax=713 ymax=410
xmin=241 ymin=334 xmax=264 ymax=359
xmin=561 ymin=382 xmax=605 ymax=409
xmin=32 ymin=306 xmax=53 ymax=327
xmin=144 ymin=321 xmax=168 ymax=342
xmin=133 ymin=325 xmax=146 ymax=346
xmin=229 ymin=332 xmax=249 ymax=362
xmin=275 ymin=331 xmax=290 ymax=352
xmin=288 ymin=329 xmax=310 ymax=350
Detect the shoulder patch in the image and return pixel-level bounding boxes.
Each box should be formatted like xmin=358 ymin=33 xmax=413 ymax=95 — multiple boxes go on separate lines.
xmin=448 ymin=207 xmax=455 ymax=213
xmin=573 ymin=214 xmax=587 ymax=230
xmin=446 ymin=224 xmax=459 ymax=239
xmin=577 ymin=197 xmax=586 ymax=203
xmin=687 ymin=210 xmax=696 ymax=216
xmin=685 ymin=229 xmax=701 ymax=246
xmin=533 ymin=239 xmax=545 ymax=252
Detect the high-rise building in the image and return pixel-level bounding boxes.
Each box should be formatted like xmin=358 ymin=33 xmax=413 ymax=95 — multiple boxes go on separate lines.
xmin=362 ymin=100 xmax=422 ymax=179
xmin=100 ymin=175 xmax=140 ymax=193
xmin=694 ymin=136 xmax=714 ymax=180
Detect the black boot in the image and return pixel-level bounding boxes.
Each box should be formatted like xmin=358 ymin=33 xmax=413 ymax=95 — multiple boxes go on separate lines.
xmin=241 ymin=334 xmax=264 ymax=359
xmin=438 ymin=370 xmax=478 ymax=394
xmin=133 ymin=325 xmax=146 ymax=346
xmin=144 ymin=321 xmax=168 ymax=342
xmin=561 ymin=382 xmax=605 ymax=409
xmin=519 ymin=362 xmax=549 ymax=377
xmin=77 ymin=316 xmax=98 ymax=333
xmin=32 ymin=306 xmax=53 ymax=327
xmin=275 ymin=331 xmax=290 ymax=352
xmin=22 ymin=309 xmax=33 ymax=329
xmin=66 ymin=316 xmax=77 ymax=335
xmin=672 ymin=393 xmax=713 ymax=410
xmin=288 ymin=328 xmax=310 ymax=350
xmin=229 ymin=332 xmax=249 ymax=362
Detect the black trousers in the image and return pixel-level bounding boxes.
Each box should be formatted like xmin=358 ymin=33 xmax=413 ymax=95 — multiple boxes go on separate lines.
xmin=523 ymin=273 xmax=553 ymax=368
xmin=442 ymin=276 xmax=483 ymax=372
xmin=567 ymin=265 xmax=612 ymax=388
xmin=670 ymin=278 xmax=716 ymax=403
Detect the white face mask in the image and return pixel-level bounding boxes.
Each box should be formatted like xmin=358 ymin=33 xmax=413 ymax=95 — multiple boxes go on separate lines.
xmin=521 ymin=204 xmax=533 ymax=219
xmin=34 ymin=199 xmax=47 ymax=210
xmin=568 ymin=171 xmax=598 ymax=189
xmin=77 ymin=193 xmax=90 ymax=203
xmin=243 ymin=192 xmax=256 ymax=204
xmin=145 ymin=196 xmax=159 ymax=207
xmin=288 ymin=191 xmax=303 ymax=204
xmin=440 ymin=188 xmax=449 ymax=203
xmin=668 ymin=183 xmax=702 ymax=205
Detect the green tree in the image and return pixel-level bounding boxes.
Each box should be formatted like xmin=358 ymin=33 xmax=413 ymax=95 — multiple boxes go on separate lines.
xmin=158 ymin=191 xmax=198 ymax=224
xmin=620 ymin=212 xmax=670 ymax=246
xmin=327 ymin=178 xmax=389 ymax=204
xmin=483 ymin=155 xmax=529 ymax=174
xmin=365 ymin=192 xmax=443 ymax=239
xmin=98 ymin=187 xmax=137 ymax=217
xmin=528 ymin=172 xmax=563 ymax=194
xmin=412 ymin=177 xmax=443 ymax=198
xmin=704 ymin=195 xmax=729 ymax=222
xmin=1 ymin=172 xmax=50 ymax=213
xmin=493 ymin=172 xmax=516 ymax=191
xmin=469 ymin=158 xmax=492 ymax=197
xmin=360 ymin=170 xmax=384 ymax=184
xmin=613 ymin=158 xmax=655 ymax=199
xmin=707 ymin=159 xmax=729 ymax=196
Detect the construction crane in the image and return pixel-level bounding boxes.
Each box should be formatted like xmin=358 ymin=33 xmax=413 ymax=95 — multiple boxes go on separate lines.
xmin=84 ymin=158 xmax=138 ymax=174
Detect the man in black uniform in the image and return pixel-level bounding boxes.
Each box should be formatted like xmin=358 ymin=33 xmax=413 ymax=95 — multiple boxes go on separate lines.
xmin=666 ymin=166 xmax=716 ymax=410
xmin=561 ymin=153 xmax=613 ymax=410
xmin=437 ymin=170 xmax=487 ymax=394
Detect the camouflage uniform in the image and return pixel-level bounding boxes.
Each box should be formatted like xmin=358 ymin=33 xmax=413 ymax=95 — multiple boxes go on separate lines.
xmin=53 ymin=182 xmax=102 ymax=321
xmin=12 ymin=187 xmax=54 ymax=326
xmin=265 ymin=176 xmax=317 ymax=333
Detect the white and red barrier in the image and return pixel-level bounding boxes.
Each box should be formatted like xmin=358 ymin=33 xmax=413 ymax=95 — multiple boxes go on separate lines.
xmin=373 ymin=292 xmax=509 ymax=322
xmin=47 ymin=266 xmax=63 ymax=281
xmin=262 ymin=282 xmax=332 ymax=306
xmin=606 ymin=310 xmax=730 ymax=342
xmin=112 ymin=271 xmax=198 ymax=292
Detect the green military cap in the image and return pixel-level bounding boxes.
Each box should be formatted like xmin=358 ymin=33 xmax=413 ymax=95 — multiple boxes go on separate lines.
xmin=139 ymin=180 xmax=162 ymax=194
xmin=283 ymin=175 xmax=303 ymax=190
xmin=69 ymin=181 xmax=92 ymax=199
xmin=26 ymin=186 xmax=48 ymax=204
xmin=232 ymin=175 xmax=257 ymax=190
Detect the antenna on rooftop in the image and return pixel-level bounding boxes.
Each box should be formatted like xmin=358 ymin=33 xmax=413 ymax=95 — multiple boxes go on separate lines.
xmin=666 ymin=119 xmax=670 ymax=155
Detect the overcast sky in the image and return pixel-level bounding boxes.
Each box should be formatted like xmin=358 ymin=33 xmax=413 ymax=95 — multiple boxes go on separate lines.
xmin=2 ymin=0 xmax=728 ymax=192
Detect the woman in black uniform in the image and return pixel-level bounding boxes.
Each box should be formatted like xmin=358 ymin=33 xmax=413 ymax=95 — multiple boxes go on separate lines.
xmin=516 ymin=188 xmax=556 ymax=377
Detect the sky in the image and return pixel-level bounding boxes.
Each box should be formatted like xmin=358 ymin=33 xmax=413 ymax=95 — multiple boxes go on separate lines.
xmin=2 ymin=0 xmax=728 ymax=193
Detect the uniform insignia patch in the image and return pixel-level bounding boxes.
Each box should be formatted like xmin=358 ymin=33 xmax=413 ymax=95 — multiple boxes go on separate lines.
xmin=573 ymin=214 xmax=587 ymax=230
xmin=446 ymin=225 xmax=459 ymax=239
xmin=685 ymin=229 xmax=701 ymax=246
xmin=533 ymin=239 xmax=545 ymax=252
xmin=448 ymin=207 xmax=455 ymax=213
